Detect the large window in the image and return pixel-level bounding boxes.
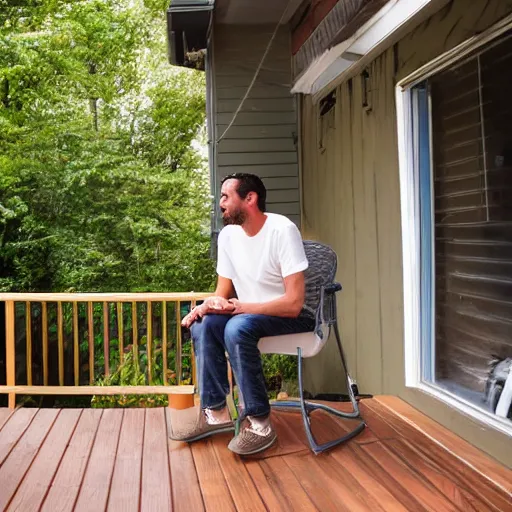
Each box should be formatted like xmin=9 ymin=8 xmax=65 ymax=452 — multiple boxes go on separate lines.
xmin=405 ymin=31 xmax=512 ymax=427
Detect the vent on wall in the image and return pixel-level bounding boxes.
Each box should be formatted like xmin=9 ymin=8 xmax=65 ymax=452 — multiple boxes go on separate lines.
xmin=318 ymin=90 xmax=336 ymax=151
xmin=361 ymin=68 xmax=372 ymax=111
xmin=319 ymin=90 xmax=336 ymax=116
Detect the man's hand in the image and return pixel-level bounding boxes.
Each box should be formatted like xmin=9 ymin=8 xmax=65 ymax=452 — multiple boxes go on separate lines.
xmin=228 ymin=298 xmax=252 ymax=315
xmin=181 ymin=303 xmax=208 ymax=328
xmin=206 ymin=296 xmax=233 ymax=311
xmin=181 ymin=296 xmax=235 ymax=328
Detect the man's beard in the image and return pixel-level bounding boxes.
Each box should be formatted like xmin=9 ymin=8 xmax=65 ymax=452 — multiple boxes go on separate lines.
xmin=222 ymin=207 xmax=246 ymax=226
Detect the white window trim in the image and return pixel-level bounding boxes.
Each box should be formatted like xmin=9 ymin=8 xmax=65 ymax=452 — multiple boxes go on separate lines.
xmin=396 ymin=16 xmax=512 ymax=437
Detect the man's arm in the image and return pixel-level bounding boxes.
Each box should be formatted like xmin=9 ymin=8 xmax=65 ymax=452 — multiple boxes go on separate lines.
xmin=181 ymin=276 xmax=236 ymax=327
xmin=213 ymin=276 xmax=235 ymax=300
xmin=229 ymin=271 xmax=305 ymax=318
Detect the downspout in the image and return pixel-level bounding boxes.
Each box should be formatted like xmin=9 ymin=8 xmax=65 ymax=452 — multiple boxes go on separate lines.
xmin=205 ymin=23 xmax=219 ymax=257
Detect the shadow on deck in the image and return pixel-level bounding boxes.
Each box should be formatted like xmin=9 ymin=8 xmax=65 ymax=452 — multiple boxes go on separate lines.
xmin=0 ymin=396 xmax=510 ymax=511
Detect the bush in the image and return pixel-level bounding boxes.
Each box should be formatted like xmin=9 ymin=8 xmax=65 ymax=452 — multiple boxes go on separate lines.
xmin=91 ymin=348 xmax=168 ymax=408
xmin=262 ymin=354 xmax=298 ymax=399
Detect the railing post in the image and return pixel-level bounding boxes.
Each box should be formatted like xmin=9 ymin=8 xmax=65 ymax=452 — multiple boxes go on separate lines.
xmin=6 ymin=300 xmax=16 ymax=408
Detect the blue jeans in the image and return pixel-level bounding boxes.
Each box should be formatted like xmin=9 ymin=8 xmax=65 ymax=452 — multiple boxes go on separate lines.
xmin=190 ymin=314 xmax=315 ymax=418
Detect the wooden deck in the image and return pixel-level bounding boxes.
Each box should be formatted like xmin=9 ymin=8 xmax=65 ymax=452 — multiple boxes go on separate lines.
xmin=0 ymin=396 xmax=510 ymax=511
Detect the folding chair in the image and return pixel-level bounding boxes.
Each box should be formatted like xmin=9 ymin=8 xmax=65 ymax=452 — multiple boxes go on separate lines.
xmin=257 ymin=240 xmax=366 ymax=454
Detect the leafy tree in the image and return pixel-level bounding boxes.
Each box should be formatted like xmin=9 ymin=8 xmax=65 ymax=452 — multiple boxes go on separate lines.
xmin=0 ymin=0 xmax=216 ymax=294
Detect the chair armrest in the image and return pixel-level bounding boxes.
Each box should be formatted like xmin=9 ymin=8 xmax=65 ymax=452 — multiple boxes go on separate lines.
xmin=324 ymin=282 xmax=342 ymax=294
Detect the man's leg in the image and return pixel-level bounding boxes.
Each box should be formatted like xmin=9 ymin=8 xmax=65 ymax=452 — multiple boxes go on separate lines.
xmin=223 ymin=314 xmax=315 ymax=455
xmin=190 ymin=314 xmax=231 ymax=410
xmin=168 ymin=314 xmax=234 ymax=442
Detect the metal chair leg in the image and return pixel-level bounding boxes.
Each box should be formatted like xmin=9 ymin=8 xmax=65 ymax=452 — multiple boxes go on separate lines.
xmin=272 ymin=321 xmax=366 ymax=454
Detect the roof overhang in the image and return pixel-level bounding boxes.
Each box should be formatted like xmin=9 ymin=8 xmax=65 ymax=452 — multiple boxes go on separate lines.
xmin=293 ymin=0 xmax=450 ymax=98
xmin=166 ymin=0 xmax=214 ymax=69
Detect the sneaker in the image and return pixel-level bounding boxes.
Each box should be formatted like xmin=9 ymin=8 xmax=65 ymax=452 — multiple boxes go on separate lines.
xmin=227 ymin=420 xmax=277 ymax=456
xmin=167 ymin=406 xmax=235 ymax=443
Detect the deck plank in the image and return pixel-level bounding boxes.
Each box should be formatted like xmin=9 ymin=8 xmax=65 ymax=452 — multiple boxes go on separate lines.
xmin=140 ymin=408 xmax=172 ymax=512
xmin=74 ymin=409 xmax=124 ymax=511
xmin=192 ymin=438 xmax=237 ymax=511
xmin=363 ymin=398 xmax=512 ymax=512
xmin=256 ymin=456 xmax=318 ymax=511
xmin=313 ymin=448 xmax=390 ymax=512
xmin=211 ymin=433 xmax=267 ymax=512
xmin=329 ymin=446 xmax=410 ymax=512
xmin=283 ymin=452 xmax=365 ymax=512
xmin=1 ymin=397 xmax=509 ymax=512
xmin=358 ymin=400 xmax=400 ymax=439
xmin=361 ymin=441 xmax=460 ymax=512
xmin=0 ymin=408 xmax=38 ymax=465
xmin=41 ymin=408 xmax=103 ymax=512
xmin=107 ymin=409 xmax=145 ymax=512
xmin=386 ymin=438 xmax=495 ymax=512
xmin=0 ymin=409 xmax=59 ymax=511
xmin=281 ymin=416 xmax=386 ymax=512
xmin=169 ymin=439 xmax=205 ymax=512
xmin=376 ymin=396 xmax=512 ymax=495
xmin=348 ymin=443 xmax=430 ymax=512
xmin=7 ymin=409 xmax=82 ymax=512
xmin=317 ymin=401 xmax=380 ymax=444
xmin=0 ymin=408 xmax=14 ymax=431
xmin=244 ymin=460 xmax=290 ymax=511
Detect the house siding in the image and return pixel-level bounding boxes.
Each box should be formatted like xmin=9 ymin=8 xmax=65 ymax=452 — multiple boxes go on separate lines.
xmin=300 ymin=0 xmax=512 ymax=467
xmin=212 ymin=25 xmax=300 ymax=232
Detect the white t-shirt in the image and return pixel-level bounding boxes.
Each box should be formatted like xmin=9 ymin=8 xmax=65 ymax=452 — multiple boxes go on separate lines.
xmin=216 ymin=213 xmax=308 ymax=303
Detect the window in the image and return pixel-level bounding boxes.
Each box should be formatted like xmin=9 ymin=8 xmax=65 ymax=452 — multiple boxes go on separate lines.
xmin=403 ymin=31 xmax=512 ymax=429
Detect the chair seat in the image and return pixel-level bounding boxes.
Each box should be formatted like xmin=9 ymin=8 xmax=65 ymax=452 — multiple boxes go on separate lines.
xmin=258 ymin=327 xmax=327 ymax=358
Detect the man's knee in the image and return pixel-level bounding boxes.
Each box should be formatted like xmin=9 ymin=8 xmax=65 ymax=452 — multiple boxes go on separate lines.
xmin=223 ymin=315 xmax=258 ymax=350
xmin=190 ymin=314 xmax=227 ymax=341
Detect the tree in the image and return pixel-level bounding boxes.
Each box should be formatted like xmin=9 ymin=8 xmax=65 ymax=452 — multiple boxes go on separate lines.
xmin=0 ymin=0 xmax=216 ymax=294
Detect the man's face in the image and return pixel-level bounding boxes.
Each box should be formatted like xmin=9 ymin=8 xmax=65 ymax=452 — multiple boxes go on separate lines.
xmin=220 ymin=179 xmax=246 ymax=226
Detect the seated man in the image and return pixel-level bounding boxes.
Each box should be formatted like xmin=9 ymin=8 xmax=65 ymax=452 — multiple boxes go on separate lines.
xmin=172 ymin=173 xmax=315 ymax=456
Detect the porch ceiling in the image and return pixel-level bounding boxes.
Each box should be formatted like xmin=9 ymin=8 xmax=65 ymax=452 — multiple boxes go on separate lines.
xmin=215 ymin=0 xmax=304 ymax=24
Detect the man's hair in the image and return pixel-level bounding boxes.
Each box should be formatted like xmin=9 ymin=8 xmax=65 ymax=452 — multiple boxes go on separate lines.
xmin=221 ymin=173 xmax=267 ymax=212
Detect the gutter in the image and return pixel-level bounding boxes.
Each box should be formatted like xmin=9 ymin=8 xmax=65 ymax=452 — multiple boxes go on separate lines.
xmin=292 ymin=0 xmax=449 ymax=99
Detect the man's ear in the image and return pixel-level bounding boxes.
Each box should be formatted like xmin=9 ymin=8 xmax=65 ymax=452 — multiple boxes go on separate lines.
xmin=245 ymin=191 xmax=257 ymax=206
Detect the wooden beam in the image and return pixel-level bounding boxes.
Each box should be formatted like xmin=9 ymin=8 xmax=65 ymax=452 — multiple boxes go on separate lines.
xmin=176 ymin=301 xmax=182 ymax=385
xmin=0 ymin=292 xmax=212 ymax=302
xmin=57 ymin=302 xmax=64 ymax=386
xmin=25 ymin=301 xmax=32 ymax=386
xmin=162 ymin=301 xmax=168 ymax=385
xmin=88 ymin=302 xmax=94 ymax=385
xmin=103 ymin=302 xmax=110 ymax=377
xmin=42 ymin=302 xmax=48 ymax=386
xmin=5 ymin=301 xmax=15 ymax=408
xmin=147 ymin=301 xmax=152 ymax=385
xmin=73 ymin=302 xmax=79 ymax=386
xmin=0 ymin=385 xmax=194 ymax=395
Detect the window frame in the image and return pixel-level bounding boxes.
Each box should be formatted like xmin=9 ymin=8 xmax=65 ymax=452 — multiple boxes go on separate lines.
xmin=396 ymin=15 xmax=512 ymax=436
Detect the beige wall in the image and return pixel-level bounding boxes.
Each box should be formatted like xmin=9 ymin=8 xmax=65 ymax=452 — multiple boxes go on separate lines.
xmin=300 ymin=0 xmax=512 ymax=467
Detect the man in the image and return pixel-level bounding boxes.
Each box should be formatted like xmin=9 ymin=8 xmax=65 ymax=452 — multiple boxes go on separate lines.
xmin=171 ymin=173 xmax=315 ymax=456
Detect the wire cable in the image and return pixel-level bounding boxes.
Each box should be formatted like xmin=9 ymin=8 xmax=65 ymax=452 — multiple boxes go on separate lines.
xmin=215 ymin=0 xmax=294 ymax=144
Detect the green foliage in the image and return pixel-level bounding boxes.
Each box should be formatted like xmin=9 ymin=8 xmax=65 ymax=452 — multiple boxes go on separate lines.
xmin=0 ymin=0 xmax=216 ymax=294
xmin=1 ymin=0 xmax=293 ymax=406
xmin=262 ymin=354 xmax=298 ymax=397
xmin=91 ymin=348 xmax=168 ymax=408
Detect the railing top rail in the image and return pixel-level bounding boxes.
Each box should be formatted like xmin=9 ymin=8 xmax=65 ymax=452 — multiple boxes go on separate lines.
xmin=0 ymin=292 xmax=212 ymax=302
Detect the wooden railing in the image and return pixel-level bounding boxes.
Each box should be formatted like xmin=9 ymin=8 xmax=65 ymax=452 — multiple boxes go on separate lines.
xmin=1 ymin=292 xmax=211 ymax=408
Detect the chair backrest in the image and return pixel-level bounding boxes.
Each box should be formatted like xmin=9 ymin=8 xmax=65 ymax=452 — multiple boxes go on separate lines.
xmin=257 ymin=240 xmax=338 ymax=356
xmin=302 ymin=241 xmax=338 ymax=330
